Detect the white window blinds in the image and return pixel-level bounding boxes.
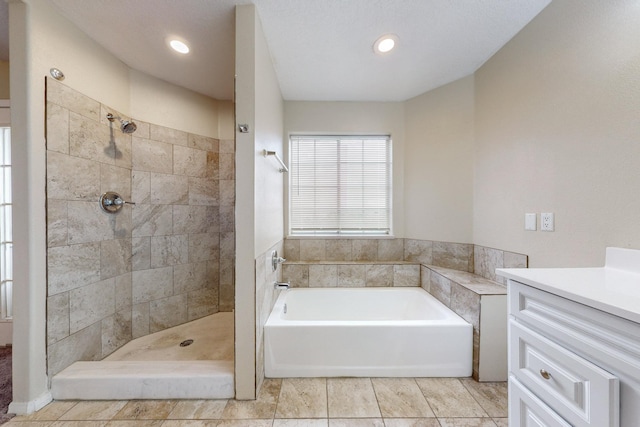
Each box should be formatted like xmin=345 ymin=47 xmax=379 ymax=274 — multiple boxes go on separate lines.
xmin=0 ymin=127 xmax=12 ymax=320
xmin=289 ymin=135 xmax=392 ymax=235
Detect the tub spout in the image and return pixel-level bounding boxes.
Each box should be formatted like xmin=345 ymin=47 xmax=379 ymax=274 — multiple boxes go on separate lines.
xmin=274 ymin=281 xmax=290 ymax=290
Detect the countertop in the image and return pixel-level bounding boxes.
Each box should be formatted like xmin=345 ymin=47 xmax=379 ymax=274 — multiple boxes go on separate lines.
xmin=497 ymin=247 xmax=640 ymax=324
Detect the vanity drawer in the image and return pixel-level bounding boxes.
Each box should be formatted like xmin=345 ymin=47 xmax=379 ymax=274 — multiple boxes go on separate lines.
xmin=510 ymin=319 xmax=619 ymax=426
xmin=509 ymin=376 xmax=571 ymax=427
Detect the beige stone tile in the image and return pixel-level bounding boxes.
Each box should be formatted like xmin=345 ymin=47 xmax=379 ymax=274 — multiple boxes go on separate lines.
xmin=404 ymin=239 xmax=432 ymax=264
xmin=132 ymin=237 xmax=151 ymax=271
xmin=150 ymin=124 xmax=188 ymax=146
xmin=101 ymin=164 xmax=132 ymax=201
xmin=309 ymin=265 xmax=337 ymax=287
xmin=219 ymin=153 xmax=235 ymax=180
xmin=67 ymin=201 xmax=114 ymax=244
xmin=415 ymin=378 xmax=487 ymax=418
xmin=150 ymin=294 xmax=188 ymax=332
xmin=132 ymin=302 xmax=150 ymax=338
xmin=47 ymin=242 xmax=101 ymax=296
xmin=450 ymin=283 xmax=480 ymax=330
xmin=47 ymin=322 xmax=102 ymax=376
xmin=219 ymin=206 xmax=234 ymax=232
xmin=12 ymin=402 xmax=77 ymax=421
xmin=132 ymin=137 xmax=173 ymax=174
xmin=187 ymin=288 xmax=219 ymax=320
xmin=3 ymin=422 xmax=53 ymax=427
xmin=132 ymin=204 xmax=174 ymax=237
xmin=101 ymin=309 xmax=133 ymax=357
xmin=115 ymin=273 xmax=133 ymax=311
xmin=337 ymin=264 xmax=366 ymax=287
xmin=283 ymin=239 xmax=300 ymax=261
xmin=460 ymin=379 xmax=508 ymax=418
xmin=503 ymin=251 xmax=527 ymax=268
xmin=150 ymin=235 xmax=189 ymax=268
xmin=150 ymin=173 xmax=189 ymax=205
xmin=216 ymin=421 xmax=273 ymax=427
xmin=328 ymin=420 xmax=384 ymax=427
xmin=325 ymin=240 xmax=352 ymax=261
xmin=393 ymin=264 xmax=420 ymax=287
xmin=365 ymin=264 xmax=393 ymax=287
xmin=47 ymin=151 xmax=101 ymax=201
xmin=174 ymin=146 xmax=208 ymax=177
xmin=47 ymin=78 xmax=100 ymax=121
xmin=47 ymin=293 xmax=70 ymax=345
xmin=436 ymin=419 xmax=497 ymax=427
xmin=221 ymin=378 xmax=281 ymax=419
xmin=432 ymin=242 xmax=473 ymax=272
xmin=188 ymin=134 xmax=218 ymax=152
xmin=47 ymin=199 xmax=68 ymax=247
xmin=219 ymin=139 xmax=234 ymax=154
xmin=273 ymin=420 xmax=328 ymax=427
xmin=492 ymin=419 xmax=508 ymax=427
xmin=327 ymin=378 xmax=380 ymax=418
xmin=132 ymin=171 xmax=151 ymax=204
xmin=132 ymin=267 xmax=174 ymax=304
xmin=218 ymin=180 xmax=234 ymax=206
xmin=189 ymin=177 xmax=219 ymax=206
xmin=105 ymin=422 xmax=164 ymax=427
xmin=132 ymin=121 xmax=150 ymax=140
xmin=352 ymin=240 xmax=377 ymax=261
xmin=101 ymin=239 xmax=133 ymax=280
xmin=166 ymin=400 xmax=227 ymax=420
xmin=47 ymin=102 xmax=70 ymax=154
xmin=69 ymin=278 xmax=116 ymax=333
xmin=371 ymin=378 xmax=434 ymax=418
xmin=173 ymin=205 xmax=217 ymax=235
xmin=189 ymin=233 xmax=220 ymax=263
xmin=69 ymin=112 xmax=113 ymax=164
xmin=299 ymin=240 xmax=326 ymax=261
xmin=473 ymin=246 xmax=503 ymax=283
xmin=49 ymin=422 xmax=107 ymax=427
xmin=113 ymin=400 xmax=177 ymax=420
xmin=58 ymin=401 xmax=128 ymax=420
xmin=429 ymin=273 xmax=451 ymax=307
xmin=174 ymin=262 xmax=209 ymax=293
xmin=383 ymin=419 xmax=440 ymax=427
xmin=420 ymin=266 xmax=431 ymax=292
xmin=282 ymin=264 xmax=309 ymax=288
xmin=160 ymin=421 xmax=218 ymax=427
xmin=377 ymin=238 xmax=404 ymax=261
xmin=276 ymin=378 xmax=327 ymax=418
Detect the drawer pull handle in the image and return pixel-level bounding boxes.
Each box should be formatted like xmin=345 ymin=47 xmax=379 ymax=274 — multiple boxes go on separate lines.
xmin=540 ymin=369 xmax=552 ymax=380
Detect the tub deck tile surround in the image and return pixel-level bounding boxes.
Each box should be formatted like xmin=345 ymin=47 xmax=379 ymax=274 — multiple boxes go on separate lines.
xmin=8 ymin=377 xmax=507 ymax=426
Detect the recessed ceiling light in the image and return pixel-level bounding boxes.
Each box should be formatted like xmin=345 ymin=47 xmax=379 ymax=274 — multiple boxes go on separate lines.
xmin=373 ymin=34 xmax=398 ymax=55
xmin=169 ymin=39 xmax=190 ymax=54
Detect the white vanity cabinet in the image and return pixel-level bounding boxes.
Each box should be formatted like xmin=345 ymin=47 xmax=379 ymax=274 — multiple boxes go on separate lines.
xmin=499 ymin=247 xmax=640 ymax=427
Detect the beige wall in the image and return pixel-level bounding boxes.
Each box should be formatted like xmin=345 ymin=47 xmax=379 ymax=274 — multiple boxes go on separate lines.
xmin=284 ymin=101 xmax=405 ymax=236
xmin=0 ymin=60 xmax=9 ymax=98
xmin=474 ymin=0 xmax=640 ymax=267
xmin=404 ymin=76 xmax=474 ymax=243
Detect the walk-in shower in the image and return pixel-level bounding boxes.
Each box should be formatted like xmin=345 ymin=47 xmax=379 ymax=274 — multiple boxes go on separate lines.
xmin=106 ymin=112 xmax=137 ymax=134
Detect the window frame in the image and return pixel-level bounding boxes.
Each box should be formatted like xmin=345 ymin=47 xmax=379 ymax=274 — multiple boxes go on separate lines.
xmin=287 ymin=134 xmax=393 ymax=238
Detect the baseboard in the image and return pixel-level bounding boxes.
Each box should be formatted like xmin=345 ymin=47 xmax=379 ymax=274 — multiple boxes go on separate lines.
xmin=8 ymin=391 xmax=52 ymax=415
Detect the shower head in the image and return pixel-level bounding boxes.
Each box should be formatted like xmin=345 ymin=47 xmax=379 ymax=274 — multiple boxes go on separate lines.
xmin=106 ymin=113 xmax=137 ymax=134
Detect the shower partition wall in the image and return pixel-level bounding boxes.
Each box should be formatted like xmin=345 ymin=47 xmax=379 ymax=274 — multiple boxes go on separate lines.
xmin=44 ymin=78 xmax=235 ymax=378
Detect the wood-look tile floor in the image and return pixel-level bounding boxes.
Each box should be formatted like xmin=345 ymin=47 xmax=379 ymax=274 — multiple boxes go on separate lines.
xmin=5 ymin=377 xmax=508 ymax=427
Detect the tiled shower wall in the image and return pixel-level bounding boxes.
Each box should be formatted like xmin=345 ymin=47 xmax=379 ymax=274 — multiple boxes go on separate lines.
xmin=45 ymin=78 xmax=234 ymax=377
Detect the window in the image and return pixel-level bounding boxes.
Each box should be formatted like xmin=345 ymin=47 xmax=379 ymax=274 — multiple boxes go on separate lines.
xmin=0 ymin=126 xmax=11 ymax=320
xmin=289 ymin=135 xmax=392 ymax=236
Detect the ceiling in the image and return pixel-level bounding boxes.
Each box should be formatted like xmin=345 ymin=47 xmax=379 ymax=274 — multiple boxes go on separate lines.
xmin=1 ymin=0 xmax=551 ymax=102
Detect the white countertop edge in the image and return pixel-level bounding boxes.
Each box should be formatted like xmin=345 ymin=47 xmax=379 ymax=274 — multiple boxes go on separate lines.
xmin=497 ymin=266 xmax=640 ymax=324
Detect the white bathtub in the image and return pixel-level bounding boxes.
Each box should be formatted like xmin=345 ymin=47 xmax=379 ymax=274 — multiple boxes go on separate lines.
xmin=264 ymin=287 xmax=473 ymax=377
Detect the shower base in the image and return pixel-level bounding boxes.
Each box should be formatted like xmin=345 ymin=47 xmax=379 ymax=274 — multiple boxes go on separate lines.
xmin=51 ymin=312 xmax=234 ymax=400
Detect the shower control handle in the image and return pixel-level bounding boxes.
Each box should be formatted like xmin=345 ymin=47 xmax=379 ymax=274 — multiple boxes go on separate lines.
xmin=100 ymin=191 xmax=135 ymax=214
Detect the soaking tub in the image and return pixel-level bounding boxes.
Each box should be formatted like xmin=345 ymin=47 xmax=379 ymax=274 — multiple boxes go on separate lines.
xmin=264 ymin=287 xmax=472 ymax=377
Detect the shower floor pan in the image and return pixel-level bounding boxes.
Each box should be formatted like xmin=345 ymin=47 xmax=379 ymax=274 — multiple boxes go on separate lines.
xmin=51 ymin=312 xmax=234 ymax=400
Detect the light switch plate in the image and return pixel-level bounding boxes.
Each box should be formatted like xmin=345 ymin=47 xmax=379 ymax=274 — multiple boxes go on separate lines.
xmin=525 ymin=213 xmax=537 ymax=231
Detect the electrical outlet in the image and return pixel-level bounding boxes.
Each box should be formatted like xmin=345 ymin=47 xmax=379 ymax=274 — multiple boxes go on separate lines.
xmin=541 ymin=212 xmax=554 ymax=231
xmin=525 ymin=213 xmax=536 ymax=231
